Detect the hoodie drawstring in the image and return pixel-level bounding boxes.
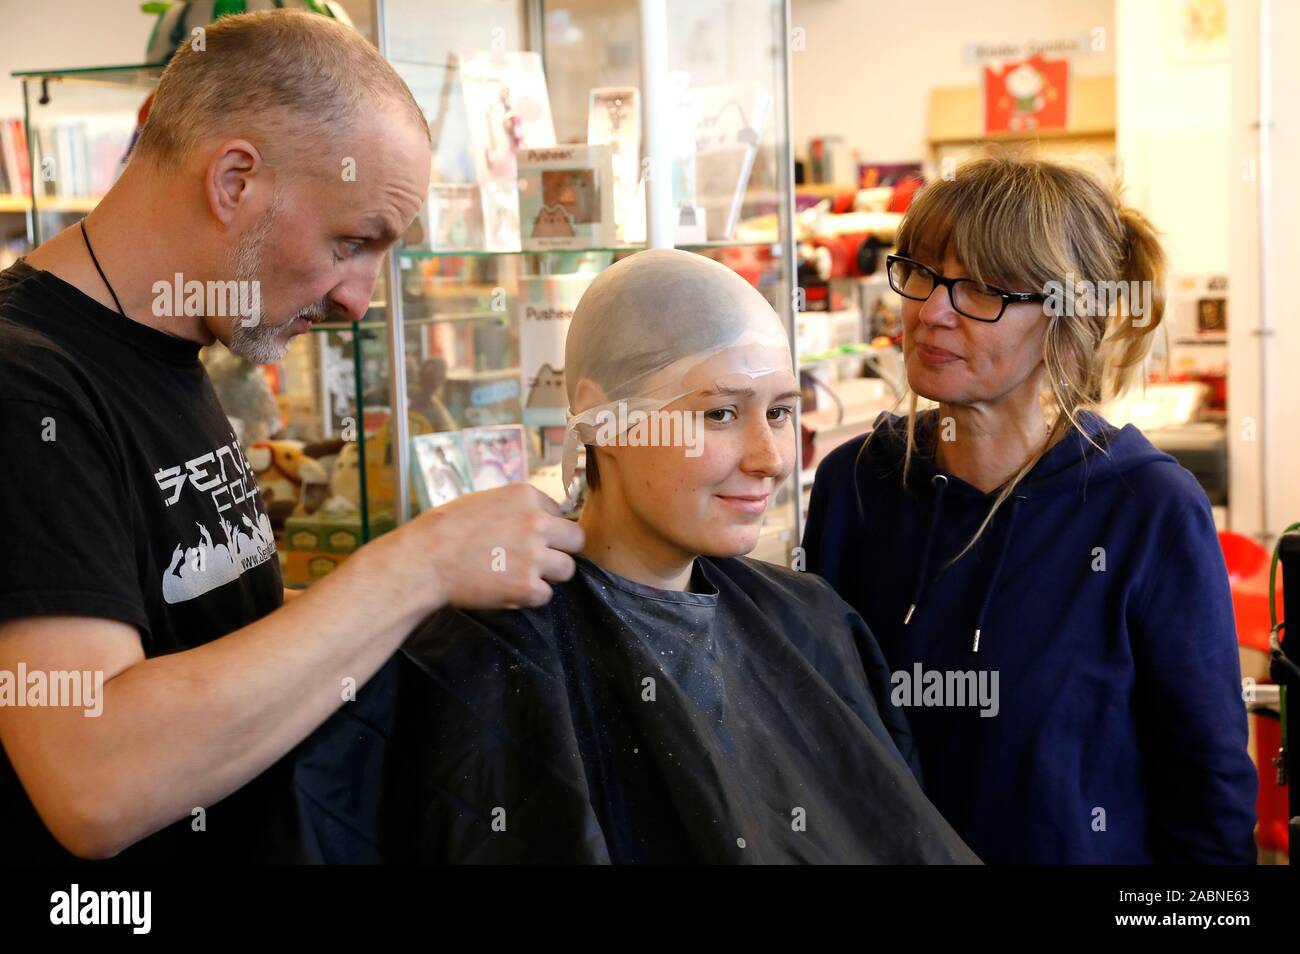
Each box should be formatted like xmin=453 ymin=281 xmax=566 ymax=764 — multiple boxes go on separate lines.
xmin=903 ymin=474 xmax=948 ymax=625
xmin=971 ymin=494 xmax=1026 ymax=652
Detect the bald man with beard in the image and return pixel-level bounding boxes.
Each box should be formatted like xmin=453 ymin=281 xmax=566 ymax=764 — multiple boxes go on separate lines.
xmin=0 ymin=10 xmax=581 ymax=863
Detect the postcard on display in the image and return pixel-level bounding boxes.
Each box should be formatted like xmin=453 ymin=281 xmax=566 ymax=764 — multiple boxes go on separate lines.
xmin=463 ymin=424 xmax=528 ymax=491
xmin=410 ymin=431 xmax=473 ymax=511
xmin=459 ymin=50 xmax=557 ymax=251
xmin=587 ymin=86 xmax=641 ymax=243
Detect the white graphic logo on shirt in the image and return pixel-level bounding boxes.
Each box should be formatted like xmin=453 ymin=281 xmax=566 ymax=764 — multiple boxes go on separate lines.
xmin=154 ymin=434 xmax=277 ymax=604
xmin=161 ymin=512 xmax=276 ymax=605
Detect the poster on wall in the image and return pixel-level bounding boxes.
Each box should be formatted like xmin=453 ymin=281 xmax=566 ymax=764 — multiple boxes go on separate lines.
xmin=983 ymin=54 xmax=1069 ymax=135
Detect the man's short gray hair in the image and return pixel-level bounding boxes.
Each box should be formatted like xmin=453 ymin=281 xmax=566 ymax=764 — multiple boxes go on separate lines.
xmin=134 ymin=10 xmax=429 ymax=169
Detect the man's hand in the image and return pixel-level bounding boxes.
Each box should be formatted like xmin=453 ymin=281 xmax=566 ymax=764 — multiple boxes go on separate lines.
xmin=373 ymin=483 xmax=585 ymax=612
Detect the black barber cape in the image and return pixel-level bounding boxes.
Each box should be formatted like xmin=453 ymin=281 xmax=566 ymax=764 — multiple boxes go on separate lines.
xmin=265 ymin=555 xmax=978 ymax=864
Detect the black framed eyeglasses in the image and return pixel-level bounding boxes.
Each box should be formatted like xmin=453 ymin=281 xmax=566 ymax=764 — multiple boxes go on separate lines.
xmin=886 ymin=254 xmax=1047 ymax=323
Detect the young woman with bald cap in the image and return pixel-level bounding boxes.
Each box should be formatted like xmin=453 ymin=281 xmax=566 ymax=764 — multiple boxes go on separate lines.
xmin=280 ymin=249 xmax=977 ymax=864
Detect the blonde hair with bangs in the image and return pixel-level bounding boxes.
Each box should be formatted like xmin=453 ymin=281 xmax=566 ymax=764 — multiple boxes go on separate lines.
xmin=871 ymin=155 xmax=1168 ymax=560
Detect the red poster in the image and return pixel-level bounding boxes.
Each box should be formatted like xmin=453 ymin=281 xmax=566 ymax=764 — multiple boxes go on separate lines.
xmin=983 ymin=55 xmax=1068 ymax=134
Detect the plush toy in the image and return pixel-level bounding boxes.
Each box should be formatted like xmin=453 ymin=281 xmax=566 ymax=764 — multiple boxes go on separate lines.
xmin=247 ymin=440 xmax=329 ymax=539
xmin=203 ymin=347 xmax=282 ymax=445
xmin=322 ymin=441 xmax=363 ymax=513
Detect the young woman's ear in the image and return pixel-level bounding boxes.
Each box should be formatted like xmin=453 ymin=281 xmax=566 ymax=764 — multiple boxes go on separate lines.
xmin=572 ymin=376 xmax=609 ymax=415
xmin=572 ymin=376 xmax=615 ymax=491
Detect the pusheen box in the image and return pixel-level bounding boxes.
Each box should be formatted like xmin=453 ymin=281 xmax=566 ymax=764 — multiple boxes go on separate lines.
xmin=517 ymin=144 xmax=617 ymax=251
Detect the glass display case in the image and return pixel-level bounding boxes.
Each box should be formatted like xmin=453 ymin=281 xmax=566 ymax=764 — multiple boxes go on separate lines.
xmin=368 ymin=0 xmax=801 ymax=580
xmin=12 ymin=0 xmax=800 ymax=586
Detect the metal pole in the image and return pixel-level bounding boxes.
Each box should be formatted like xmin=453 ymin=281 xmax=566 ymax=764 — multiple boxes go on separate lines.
xmin=1257 ymin=0 xmax=1271 ymax=545
xmin=374 ymin=0 xmax=412 ymax=524
xmin=775 ymin=0 xmax=801 ymax=555
xmin=640 ymin=0 xmax=672 ymax=248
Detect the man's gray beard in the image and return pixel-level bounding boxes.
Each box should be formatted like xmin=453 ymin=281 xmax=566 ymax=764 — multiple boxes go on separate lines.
xmin=225 ymin=199 xmax=327 ymax=364
xmin=225 ymin=204 xmax=285 ymax=364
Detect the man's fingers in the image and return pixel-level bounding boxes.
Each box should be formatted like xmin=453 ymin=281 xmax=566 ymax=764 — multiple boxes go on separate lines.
xmin=537 ymin=549 xmax=577 ymax=585
xmin=520 ymin=579 xmax=554 ymax=609
xmin=539 ymin=514 xmax=585 ymax=554
xmin=525 ymin=484 xmax=566 ymax=517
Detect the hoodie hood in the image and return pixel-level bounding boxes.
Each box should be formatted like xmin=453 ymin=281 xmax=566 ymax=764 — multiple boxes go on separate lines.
xmin=857 ymin=408 xmax=1176 ymax=651
xmin=861 ymin=408 xmax=1175 ymax=501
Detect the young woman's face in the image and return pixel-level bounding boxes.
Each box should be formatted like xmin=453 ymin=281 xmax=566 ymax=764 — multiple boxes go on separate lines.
xmin=901 ymin=249 xmax=1047 ymax=408
xmin=596 ymin=342 xmax=800 ymax=560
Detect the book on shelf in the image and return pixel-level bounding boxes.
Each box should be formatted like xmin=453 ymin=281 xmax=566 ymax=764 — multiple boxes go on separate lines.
xmin=15 ymin=116 xmax=135 ymax=201
xmin=0 ymin=119 xmax=32 ymax=198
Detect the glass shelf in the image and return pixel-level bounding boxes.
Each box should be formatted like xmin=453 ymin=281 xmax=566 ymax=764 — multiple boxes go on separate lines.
xmin=12 ymin=63 xmax=165 ymax=89
xmin=398 ymin=238 xmax=781 ymax=260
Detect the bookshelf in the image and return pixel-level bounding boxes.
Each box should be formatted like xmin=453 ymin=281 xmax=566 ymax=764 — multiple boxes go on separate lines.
xmin=9 ymin=63 xmax=163 ymax=246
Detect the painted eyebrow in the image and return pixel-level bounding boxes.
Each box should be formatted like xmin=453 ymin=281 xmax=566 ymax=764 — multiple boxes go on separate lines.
xmin=698 ymin=385 xmax=802 ymax=402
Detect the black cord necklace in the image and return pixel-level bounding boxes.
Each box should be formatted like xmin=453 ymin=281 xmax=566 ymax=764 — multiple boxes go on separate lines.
xmin=78 ymin=218 xmax=127 ymax=319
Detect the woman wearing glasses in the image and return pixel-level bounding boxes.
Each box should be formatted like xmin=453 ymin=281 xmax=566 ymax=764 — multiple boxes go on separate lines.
xmin=802 ymin=156 xmax=1257 ymax=864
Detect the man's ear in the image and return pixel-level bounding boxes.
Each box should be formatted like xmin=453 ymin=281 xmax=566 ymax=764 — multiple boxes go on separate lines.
xmin=204 ymin=139 xmax=265 ymax=227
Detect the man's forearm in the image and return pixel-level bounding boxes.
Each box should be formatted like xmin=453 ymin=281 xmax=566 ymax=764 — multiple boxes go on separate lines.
xmin=2 ymin=484 xmax=580 ymax=859
xmin=72 ymin=531 xmax=437 ymax=856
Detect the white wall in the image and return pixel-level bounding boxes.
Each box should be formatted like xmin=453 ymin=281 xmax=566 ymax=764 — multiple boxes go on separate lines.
xmin=0 ymin=0 xmax=377 ymax=121
xmin=1227 ymin=0 xmax=1300 ymax=543
xmin=1115 ymin=0 xmax=1230 ymax=277
xmin=0 ymin=0 xmax=147 ymax=120
xmin=789 ymin=0 xmax=1115 ymax=171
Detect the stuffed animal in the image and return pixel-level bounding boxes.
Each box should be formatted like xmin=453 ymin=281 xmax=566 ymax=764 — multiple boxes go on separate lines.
xmin=203 ymin=347 xmax=282 ymax=445
xmin=247 ymin=439 xmax=329 ymax=539
xmin=322 ymin=441 xmax=363 ymax=513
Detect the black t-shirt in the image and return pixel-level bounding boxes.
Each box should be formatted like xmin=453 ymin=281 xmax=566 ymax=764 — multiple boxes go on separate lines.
xmin=0 ymin=260 xmax=284 ymax=863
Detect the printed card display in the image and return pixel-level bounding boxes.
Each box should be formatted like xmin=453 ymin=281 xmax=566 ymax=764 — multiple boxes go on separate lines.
xmin=459 ymin=50 xmax=557 ymax=251
xmin=587 ymin=87 xmax=641 ymax=243
xmin=463 ymin=424 xmax=528 ymax=491
xmin=418 ymin=182 xmax=485 ymax=251
xmin=518 ymin=275 xmax=592 ymax=427
xmin=410 ymin=432 xmax=473 ymax=511
xmin=690 ymin=82 xmax=770 ymax=241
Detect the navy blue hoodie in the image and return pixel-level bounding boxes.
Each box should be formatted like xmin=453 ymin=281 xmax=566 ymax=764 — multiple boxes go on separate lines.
xmin=803 ymin=410 xmax=1257 ymax=864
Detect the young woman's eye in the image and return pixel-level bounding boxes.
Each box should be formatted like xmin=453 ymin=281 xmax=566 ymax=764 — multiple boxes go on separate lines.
xmin=705 ymin=407 xmax=737 ymax=424
xmin=768 ymin=405 xmax=793 ymax=424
